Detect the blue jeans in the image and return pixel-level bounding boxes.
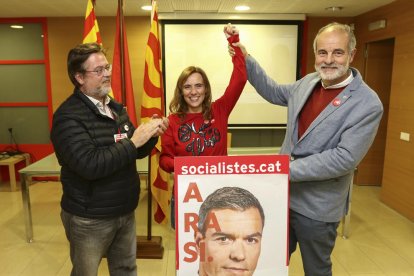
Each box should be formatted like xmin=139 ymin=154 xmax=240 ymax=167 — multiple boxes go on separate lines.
xmin=61 ymin=210 xmax=137 ymax=276
xmin=289 ymin=210 xmax=339 ymax=276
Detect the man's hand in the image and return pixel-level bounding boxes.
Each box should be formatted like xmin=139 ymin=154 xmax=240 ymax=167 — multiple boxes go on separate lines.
xmin=228 ymin=41 xmax=248 ymax=58
xmin=153 ymin=115 xmax=169 ymax=137
xmin=130 ymin=116 xmax=169 ymax=148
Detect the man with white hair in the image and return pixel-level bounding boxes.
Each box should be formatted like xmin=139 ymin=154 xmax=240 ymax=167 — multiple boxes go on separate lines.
xmin=229 ymin=22 xmax=383 ymax=275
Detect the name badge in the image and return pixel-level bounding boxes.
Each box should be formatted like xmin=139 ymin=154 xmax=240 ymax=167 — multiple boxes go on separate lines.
xmin=114 ymin=133 xmax=128 ymax=142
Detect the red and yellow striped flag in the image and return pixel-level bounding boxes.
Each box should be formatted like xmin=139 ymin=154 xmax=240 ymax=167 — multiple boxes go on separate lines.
xmin=141 ymin=0 xmax=171 ymax=224
xmin=82 ymin=0 xmax=102 ymax=44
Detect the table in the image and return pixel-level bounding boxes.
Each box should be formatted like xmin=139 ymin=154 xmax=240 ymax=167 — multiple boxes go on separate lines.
xmin=19 ymin=153 xmax=148 ymax=243
xmin=0 ymin=153 xmax=30 ymax=191
xmin=19 ymin=148 xmax=352 ymax=242
xmin=228 ymin=146 xmax=280 ymax=155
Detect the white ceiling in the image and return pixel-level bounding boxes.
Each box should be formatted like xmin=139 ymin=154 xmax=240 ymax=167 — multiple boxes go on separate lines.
xmin=0 ymin=0 xmax=395 ymax=18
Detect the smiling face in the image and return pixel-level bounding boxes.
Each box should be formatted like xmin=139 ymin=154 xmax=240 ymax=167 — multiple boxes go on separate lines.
xmin=314 ymin=29 xmax=356 ymax=87
xmin=75 ymin=52 xmax=112 ymax=101
xmin=182 ymin=72 xmax=206 ymax=113
xmin=195 ymin=208 xmax=263 ymax=276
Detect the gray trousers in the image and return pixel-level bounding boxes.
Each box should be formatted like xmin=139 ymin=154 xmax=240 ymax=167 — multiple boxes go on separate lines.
xmin=61 ymin=210 xmax=137 ymax=276
xmin=289 ymin=210 xmax=339 ymax=276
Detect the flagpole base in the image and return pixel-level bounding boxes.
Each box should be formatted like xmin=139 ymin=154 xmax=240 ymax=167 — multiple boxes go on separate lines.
xmin=136 ymin=235 xmax=164 ymax=259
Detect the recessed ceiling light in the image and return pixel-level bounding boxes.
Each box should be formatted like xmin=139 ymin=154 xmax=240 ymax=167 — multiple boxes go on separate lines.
xmin=325 ymin=6 xmax=343 ymax=12
xmin=235 ymin=5 xmax=250 ymax=11
xmin=141 ymin=5 xmax=152 ymax=11
xmin=10 ymin=25 xmax=24 ymax=29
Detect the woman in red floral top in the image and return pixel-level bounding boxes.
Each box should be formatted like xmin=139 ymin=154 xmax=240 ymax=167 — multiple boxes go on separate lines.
xmin=160 ymin=24 xmax=247 ymax=173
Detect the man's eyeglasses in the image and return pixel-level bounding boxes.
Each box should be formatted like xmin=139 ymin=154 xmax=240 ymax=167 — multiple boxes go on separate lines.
xmin=84 ymin=64 xmax=112 ymax=76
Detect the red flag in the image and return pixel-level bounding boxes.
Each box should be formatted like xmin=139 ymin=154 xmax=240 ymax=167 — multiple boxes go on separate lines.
xmin=111 ymin=4 xmax=137 ymax=126
xmin=141 ymin=0 xmax=171 ymax=224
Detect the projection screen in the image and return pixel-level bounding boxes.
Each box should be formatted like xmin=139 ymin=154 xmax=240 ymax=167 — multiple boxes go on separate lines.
xmin=162 ymin=21 xmax=301 ymax=126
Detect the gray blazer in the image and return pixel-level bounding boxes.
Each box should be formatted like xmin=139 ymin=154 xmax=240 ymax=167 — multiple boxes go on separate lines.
xmin=246 ymin=56 xmax=383 ymax=222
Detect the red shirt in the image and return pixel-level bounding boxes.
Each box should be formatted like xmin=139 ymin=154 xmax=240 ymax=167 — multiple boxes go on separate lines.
xmin=159 ymin=35 xmax=247 ymax=173
xmin=298 ymin=82 xmax=344 ymax=139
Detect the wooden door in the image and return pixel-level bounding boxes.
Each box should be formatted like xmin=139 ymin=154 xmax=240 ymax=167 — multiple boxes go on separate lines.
xmin=355 ymin=38 xmax=394 ymax=185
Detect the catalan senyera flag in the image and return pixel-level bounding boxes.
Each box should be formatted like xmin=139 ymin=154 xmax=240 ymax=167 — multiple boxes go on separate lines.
xmin=82 ymin=0 xmax=116 ymax=99
xmin=82 ymin=0 xmax=102 ymax=44
xmin=111 ymin=4 xmax=137 ymax=126
xmin=141 ymin=0 xmax=171 ymax=224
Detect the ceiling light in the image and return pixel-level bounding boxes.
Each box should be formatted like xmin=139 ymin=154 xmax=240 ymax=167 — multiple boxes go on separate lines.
xmin=235 ymin=5 xmax=250 ymax=11
xmin=325 ymin=6 xmax=343 ymax=12
xmin=10 ymin=25 xmax=23 ymax=29
xmin=141 ymin=5 xmax=152 ymax=11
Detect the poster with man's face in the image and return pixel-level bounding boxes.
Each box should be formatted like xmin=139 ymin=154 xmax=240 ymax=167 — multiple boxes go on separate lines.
xmin=174 ymin=155 xmax=289 ymax=276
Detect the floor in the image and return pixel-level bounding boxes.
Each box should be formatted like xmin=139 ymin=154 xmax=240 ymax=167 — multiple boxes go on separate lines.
xmin=0 ymin=180 xmax=413 ymax=276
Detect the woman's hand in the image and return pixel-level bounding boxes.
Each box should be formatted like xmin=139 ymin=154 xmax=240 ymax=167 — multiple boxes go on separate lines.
xmin=223 ymin=23 xmax=239 ymax=38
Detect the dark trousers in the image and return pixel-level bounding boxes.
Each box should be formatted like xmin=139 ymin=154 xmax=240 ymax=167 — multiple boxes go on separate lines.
xmin=170 ymin=194 xmax=175 ymax=229
xmin=289 ymin=210 xmax=340 ymax=276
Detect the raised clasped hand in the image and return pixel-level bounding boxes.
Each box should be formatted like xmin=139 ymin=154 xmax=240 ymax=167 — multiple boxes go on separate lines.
xmin=223 ymin=23 xmax=238 ymax=38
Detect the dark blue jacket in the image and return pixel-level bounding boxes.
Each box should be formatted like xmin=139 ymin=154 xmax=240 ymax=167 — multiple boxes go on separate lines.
xmin=51 ymin=89 xmax=157 ymax=218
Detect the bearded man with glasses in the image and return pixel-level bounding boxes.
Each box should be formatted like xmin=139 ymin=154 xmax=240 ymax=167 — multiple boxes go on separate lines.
xmin=51 ymin=43 xmax=169 ymax=276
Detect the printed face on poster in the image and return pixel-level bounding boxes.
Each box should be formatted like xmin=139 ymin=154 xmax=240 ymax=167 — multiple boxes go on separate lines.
xmin=174 ymin=155 xmax=289 ymax=276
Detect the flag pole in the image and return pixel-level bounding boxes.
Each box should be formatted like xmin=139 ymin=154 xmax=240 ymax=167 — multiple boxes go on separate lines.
xmin=118 ymin=0 xmax=126 ymax=104
xmin=135 ymin=0 xmax=164 ymax=259
xmin=146 ymin=0 xmax=154 ymax=236
xmin=147 ymin=154 xmax=153 ymax=239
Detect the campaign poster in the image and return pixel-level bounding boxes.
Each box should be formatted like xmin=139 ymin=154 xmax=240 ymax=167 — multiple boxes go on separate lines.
xmin=174 ymin=155 xmax=289 ymax=276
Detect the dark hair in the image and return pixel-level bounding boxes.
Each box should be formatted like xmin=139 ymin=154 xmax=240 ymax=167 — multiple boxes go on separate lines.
xmin=197 ymin=186 xmax=265 ymax=236
xmin=169 ymin=66 xmax=212 ymax=120
xmin=67 ymin=42 xmax=106 ymax=87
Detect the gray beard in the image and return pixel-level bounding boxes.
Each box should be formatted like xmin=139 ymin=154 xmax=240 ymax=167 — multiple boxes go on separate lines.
xmin=315 ymin=63 xmax=349 ymax=82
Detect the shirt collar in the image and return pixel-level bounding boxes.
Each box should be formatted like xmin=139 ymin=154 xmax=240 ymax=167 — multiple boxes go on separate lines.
xmin=84 ymin=94 xmax=111 ymax=107
xmin=322 ymin=70 xmax=354 ymax=89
